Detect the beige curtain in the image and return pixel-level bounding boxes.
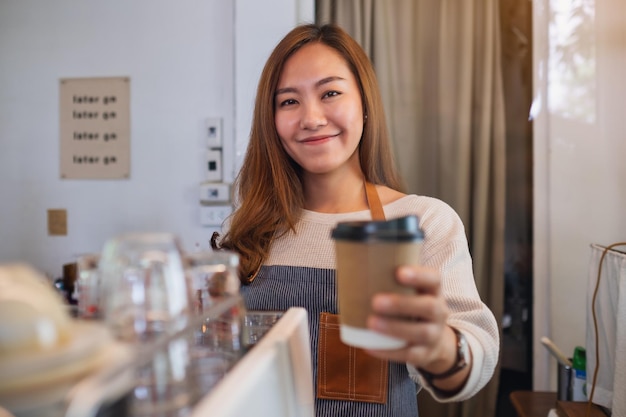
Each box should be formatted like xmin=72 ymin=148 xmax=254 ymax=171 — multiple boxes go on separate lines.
xmin=318 ymin=1 xmax=506 ymax=417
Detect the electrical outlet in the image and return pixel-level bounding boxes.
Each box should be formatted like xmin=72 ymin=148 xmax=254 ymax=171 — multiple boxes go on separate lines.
xmin=200 ymin=205 xmax=232 ymax=227
xmin=205 ymin=149 xmax=222 ymax=182
xmin=199 ymin=182 xmax=230 ymax=203
xmin=205 ymin=117 xmax=222 ymax=148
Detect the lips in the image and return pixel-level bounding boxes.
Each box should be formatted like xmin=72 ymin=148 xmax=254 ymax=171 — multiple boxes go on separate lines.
xmin=299 ymin=133 xmax=339 ymax=143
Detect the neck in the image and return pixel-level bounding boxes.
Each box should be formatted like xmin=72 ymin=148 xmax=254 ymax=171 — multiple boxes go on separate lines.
xmin=302 ymin=169 xmax=367 ymax=213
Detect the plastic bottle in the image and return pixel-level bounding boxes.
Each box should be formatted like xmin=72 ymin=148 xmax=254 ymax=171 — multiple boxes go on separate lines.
xmin=571 ymin=346 xmax=587 ymax=401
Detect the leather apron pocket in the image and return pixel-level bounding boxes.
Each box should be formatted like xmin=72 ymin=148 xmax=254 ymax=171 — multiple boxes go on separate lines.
xmin=316 ymin=312 xmax=389 ymax=404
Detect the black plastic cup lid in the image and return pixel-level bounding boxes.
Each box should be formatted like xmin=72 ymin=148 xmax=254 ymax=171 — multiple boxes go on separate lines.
xmin=331 ymin=215 xmax=424 ymax=243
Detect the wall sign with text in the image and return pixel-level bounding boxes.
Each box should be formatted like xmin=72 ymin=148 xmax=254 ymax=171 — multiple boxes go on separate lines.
xmin=60 ymin=77 xmax=130 ymax=179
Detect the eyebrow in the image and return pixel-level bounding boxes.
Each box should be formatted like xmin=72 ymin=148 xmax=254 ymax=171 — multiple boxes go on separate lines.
xmin=274 ymin=76 xmax=346 ymax=96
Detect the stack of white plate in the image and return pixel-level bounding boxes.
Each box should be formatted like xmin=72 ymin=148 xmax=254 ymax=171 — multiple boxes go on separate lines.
xmin=0 ymin=263 xmax=131 ymax=417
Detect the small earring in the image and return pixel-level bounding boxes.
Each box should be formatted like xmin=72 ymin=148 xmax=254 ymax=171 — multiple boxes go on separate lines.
xmin=364 ymin=114 xmax=368 ymax=122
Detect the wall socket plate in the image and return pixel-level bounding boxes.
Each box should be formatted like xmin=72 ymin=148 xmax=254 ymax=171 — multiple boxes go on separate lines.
xmin=205 ymin=149 xmax=222 ymax=182
xmin=205 ymin=117 xmax=222 ymax=148
xmin=200 ymin=205 xmax=232 ymax=227
xmin=199 ymin=182 xmax=230 ymax=203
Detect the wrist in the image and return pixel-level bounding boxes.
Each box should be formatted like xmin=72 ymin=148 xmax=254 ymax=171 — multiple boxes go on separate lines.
xmin=418 ymin=326 xmax=470 ymax=386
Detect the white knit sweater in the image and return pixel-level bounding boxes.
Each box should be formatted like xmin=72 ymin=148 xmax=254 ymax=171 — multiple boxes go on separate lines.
xmin=265 ymin=194 xmax=499 ymax=402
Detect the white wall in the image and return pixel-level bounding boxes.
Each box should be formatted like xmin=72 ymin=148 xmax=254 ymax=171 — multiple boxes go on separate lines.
xmin=0 ymin=0 xmax=313 ymax=279
xmin=533 ymin=0 xmax=626 ymax=389
xmin=235 ymin=0 xmax=314 ymax=170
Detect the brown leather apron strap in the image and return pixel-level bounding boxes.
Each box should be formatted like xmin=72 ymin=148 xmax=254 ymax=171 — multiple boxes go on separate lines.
xmin=364 ymin=181 xmax=386 ymax=221
xmin=316 ymin=180 xmax=390 ymax=404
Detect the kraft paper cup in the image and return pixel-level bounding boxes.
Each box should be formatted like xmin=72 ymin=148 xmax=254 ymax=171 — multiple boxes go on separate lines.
xmin=331 ymin=215 xmax=424 ymax=350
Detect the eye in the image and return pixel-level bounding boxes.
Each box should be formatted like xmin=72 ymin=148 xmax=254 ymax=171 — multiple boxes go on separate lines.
xmin=323 ymin=90 xmax=341 ymax=99
xmin=277 ymin=98 xmax=298 ymax=107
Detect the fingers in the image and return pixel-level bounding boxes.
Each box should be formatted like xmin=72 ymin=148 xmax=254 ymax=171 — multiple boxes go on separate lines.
xmin=364 ymin=265 xmax=450 ymax=366
xmin=371 ymin=265 xmax=446 ymax=321
xmin=395 ymin=265 xmax=441 ymax=295
xmin=365 ymin=324 xmax=456 ymax=369
xmin=371 ymin=292 xmax=448 ymax=323
xmin=364 ymin=317 xmax=444 ymax=365
xmin=368 ymin=315 xmax=442 ymax=346
xmin=365 ymin=342 xmax=433 ymax=365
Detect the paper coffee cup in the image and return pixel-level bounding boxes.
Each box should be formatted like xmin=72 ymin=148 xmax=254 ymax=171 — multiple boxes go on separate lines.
xmin=331 ymin=215 xmax=424 ymax=349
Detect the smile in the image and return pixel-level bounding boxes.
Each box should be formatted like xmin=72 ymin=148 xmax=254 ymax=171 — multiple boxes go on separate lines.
xmin=299 ymin=133 xmax=339 ymax=144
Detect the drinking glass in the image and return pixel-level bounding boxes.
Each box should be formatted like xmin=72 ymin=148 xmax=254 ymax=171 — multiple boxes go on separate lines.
xmin=99 ymin=232 xmax=192 ymax=342
xmin=185 ymin=250 xmax=240 ymax=314
xmin=242 ymin=310 xmax=284 ymax=349
xmin=98 ymin=232 xmax=195 ymax=416
xmin=184 ymin=250 xmax=245 ymax=396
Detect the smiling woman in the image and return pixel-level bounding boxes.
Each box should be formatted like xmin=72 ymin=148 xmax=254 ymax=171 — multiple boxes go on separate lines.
xmin=212 ymin=23 xmax=499 ymax=417
xmin=274 ymin=43 xmax=364 ymax=179
xmin=215 ymin=23 xmax=403 ymax=281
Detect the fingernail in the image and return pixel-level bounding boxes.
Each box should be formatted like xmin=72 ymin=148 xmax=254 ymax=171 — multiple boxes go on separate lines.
xmin=397 ymin=266 xmax=416 ymax=281
xmin=372 ymin=294 xmax=391 ymax=309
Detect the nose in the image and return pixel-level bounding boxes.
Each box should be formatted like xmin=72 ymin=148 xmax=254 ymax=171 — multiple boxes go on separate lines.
xmin=299 ymin=102 xmax=326 ymax=130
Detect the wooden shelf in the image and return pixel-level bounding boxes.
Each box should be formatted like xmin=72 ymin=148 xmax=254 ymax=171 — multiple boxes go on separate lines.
xmin=509 ymin=391 xmax=608 ymax=417
xmin=510 ymin=390 xmax=556 ymax=417
xmin=556 ymin=401 xmax=608 ymax=417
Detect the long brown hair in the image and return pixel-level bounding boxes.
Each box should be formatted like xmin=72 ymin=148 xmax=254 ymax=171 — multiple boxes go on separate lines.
xmin=213 ymin=23 xmax=404 ymax=283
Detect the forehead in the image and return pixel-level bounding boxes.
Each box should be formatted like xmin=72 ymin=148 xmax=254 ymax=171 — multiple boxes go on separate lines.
xmin=278 ymin=42 xmax=354 ymax=85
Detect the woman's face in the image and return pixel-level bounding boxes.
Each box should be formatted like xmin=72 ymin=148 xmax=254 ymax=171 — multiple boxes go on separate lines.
xmin=274 ymin=42 xmax=364 ymax=177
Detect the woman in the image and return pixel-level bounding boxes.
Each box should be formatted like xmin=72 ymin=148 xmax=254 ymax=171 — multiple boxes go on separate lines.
xmin=213 ymin=23 xmax=499 ymax=416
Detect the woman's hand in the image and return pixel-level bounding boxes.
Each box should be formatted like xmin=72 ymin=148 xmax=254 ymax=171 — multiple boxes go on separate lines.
xmin=364 ymin=265 xmax=471 ymax=394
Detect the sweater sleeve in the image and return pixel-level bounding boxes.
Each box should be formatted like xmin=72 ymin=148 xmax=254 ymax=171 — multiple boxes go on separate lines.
xmin=401 ymin=197 xmax=500 ymax=402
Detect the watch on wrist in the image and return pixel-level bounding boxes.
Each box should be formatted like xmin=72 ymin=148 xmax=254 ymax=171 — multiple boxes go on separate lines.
xmin=418 ymin=327 xmax=469 ymax=385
